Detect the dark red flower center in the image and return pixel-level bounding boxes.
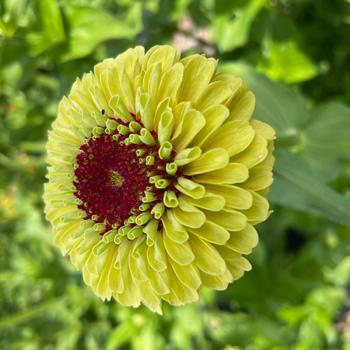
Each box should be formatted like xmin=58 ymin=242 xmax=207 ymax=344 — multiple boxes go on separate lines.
xmin=73 ymin=118 xmax=171 ymax=228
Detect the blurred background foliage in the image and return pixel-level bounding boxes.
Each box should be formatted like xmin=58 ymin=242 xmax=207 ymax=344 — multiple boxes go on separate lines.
xmin=1 ymin=0 xmax=350 ymax=349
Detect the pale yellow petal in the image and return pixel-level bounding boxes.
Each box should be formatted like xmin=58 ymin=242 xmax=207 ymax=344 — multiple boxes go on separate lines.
xmin=157 ymin=109 xmax=174 ymax=143
xmin=205 ymin=184 xmax=253 ymax=210
xmin=203 ymin=208 xmax=247 ymax=231
xmin=193 ymin=163 xmax=249 ymax=185
xmin=189 ymin=220 xmax=230 ymax=245
xmin=162 ymin=210 xmax=189 ymax=243
xmin=163 ymin=230 xmax=194 ymax=265
xmin=170 ymin=260 xmax=201 ymax=290
xmin=143 ymin=45 xmax=180 ymax=72
xmin=175 ymin=177 xmax=205 ymax=199
xmin=191 ymin=104 xmax=230 ymax=147
xmin=226 ymin=224 xmax=258 ymax=254
xmin=158 ymin=62 xmax=184 ymax=104
xmin=241 ymin=191 xmax=270 ymax=224
xmin=202 ymin=120 xmax=255 ymax=157
xmin=226 ymin=86 xmax=255 ymax=122
xmin=172 ymin=197 xmax=206 ymax=228
xmin=231 ymin=134 xmax=268 ymax=168
xmin=179 ymin=54 xmax=217 ymax=102
xmin=171 ymin=108 xmax=206 ymax=151
xmin=251 ymin=119 xmax=276 ymax=141
xmin=147 ymin=235 xmax=167 ymax=272
xmin=174 ymin=147 xmax=202 ymax=166
xmin=195 ymin=81 xmax=235 ymax=111
xmin=181 ymin=193 xmax=225 ymax=211
xmin=183 ymin=148 xmax=229 ymax=176
xmin=200 ymin=269 xmax=232 ymax=290
xmin=189 ymin=235 xmax=226 ymax=275
xmin=242 ymin=161 xmax=274 ymax=191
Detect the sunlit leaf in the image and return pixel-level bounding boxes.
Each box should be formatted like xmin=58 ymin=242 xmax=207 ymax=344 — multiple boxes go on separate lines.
xmin=258 ymin=40 xmax=318 ymax=84
xmin=61 ymin=5 xmax=142 ymax=61
xmin=213 ymin=0 xmax=266 ymax=52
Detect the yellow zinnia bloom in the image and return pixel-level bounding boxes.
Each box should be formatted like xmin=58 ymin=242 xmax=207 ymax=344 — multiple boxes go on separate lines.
xmin=44 ymin=45 xmax=275 ymax=313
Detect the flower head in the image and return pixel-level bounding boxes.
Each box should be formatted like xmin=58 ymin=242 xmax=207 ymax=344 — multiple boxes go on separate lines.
xmin=44 ymin=45 xmax=275 ymax=313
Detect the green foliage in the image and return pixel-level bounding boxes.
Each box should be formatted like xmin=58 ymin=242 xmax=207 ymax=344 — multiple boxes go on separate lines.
xmin=1 ymin=0 xmax=350 ymax=349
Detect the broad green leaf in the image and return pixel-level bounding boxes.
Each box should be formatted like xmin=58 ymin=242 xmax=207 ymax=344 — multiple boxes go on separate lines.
xmin=26 ymin=0 xmax=65 ymax=55
xmin=213 ymin=0 xmax=266 ymax=52
xmin=258 ymin=40 xmax=318 ymax=84
xmin=271 ymin=149 xmax=350 ymax=225
xmin=61 ymin=5 xmax=142 ymax=61
xmin=295 ymin=102 xmax=350 ymax=182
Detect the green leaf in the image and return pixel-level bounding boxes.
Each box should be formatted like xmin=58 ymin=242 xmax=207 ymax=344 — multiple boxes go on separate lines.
xmin=271 ymin=149 xmax=350 ymax=225
xmin=61 ymin=5 xmax=142 ymax=61
xmin=213 ymin=0 xmax=266 ymax=52
xmin=26 ymin=0 xmax=65 ymax=55
xmin=258 ymin=40 xmax=318 ymax=84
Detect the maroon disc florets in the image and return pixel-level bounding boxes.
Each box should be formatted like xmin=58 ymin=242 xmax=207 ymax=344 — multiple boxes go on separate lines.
xmin=73 ymin=118 xmax=172 ymax=228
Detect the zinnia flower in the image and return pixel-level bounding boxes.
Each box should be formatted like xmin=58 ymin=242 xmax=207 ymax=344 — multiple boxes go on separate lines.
xmin=44 ymin=45 xmax=275 ymax=313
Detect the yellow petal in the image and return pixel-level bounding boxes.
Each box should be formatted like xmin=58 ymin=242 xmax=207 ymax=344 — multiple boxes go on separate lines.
xmin=195 ymin=81 xmax=236 ymax=111
xmin=114 ymin=265 xmax=141 ymax=307
xmin=158 ymin=62 xmax=184 ymax=104
xmin=143 ymin=62 xmax=162 ymax=102
xmin=241 ymin=191 xmax=270 ymax=224
xmin=242 ymin=162 xmax=274 ymax=191
xmin=171 ymin=108 xmax=206 ymax=151
xmin=163 ymin=265 xmax=199 ymax=306
xmin=108 ymin=264 xmax=124 ymax=294
xmin=231 ymin=134 xmax=268 ymax=168
xmin=146 ymin=266 xmax=170 ymax=296
xmin=170 ymin=260 xmax=201 ymax=289
xmin=172 ymin=197 xmax=206 ymax=228
xmin=174 ymin=147 xmax=202 ymax=166
xmin=226 ymin=224 xmax=258 ymax=254
xmin=157 ymin=109 xmax=174 ymax=143
xmin=189 ymin=220 xmax=230 ymax=245
xmin=200 ymin=269 xmax=232 ymax=290
xmin=136 ymin=91 xmax=154 ymax=130
xmin=194 ymin=162 xmax=249 ymax=185
xmin=202 ymin=120 xmax=255 ymax=157
xmin=175 ymin=177 xmax=205 ymax=199
xmin=163 ymin=230 xmax=195 ymax=265
xmin=191 ymin=104 xmax=230 ymax=147
xmin=183 ymin=148 xmax=229 ymax=175
xmin=189 ymin=235 xmax=226 ymax=275
xmin=179 ymin=54 xmax=217 ymax=102
xmin=181 ymin=193 xmax=225 ymax=211
xmin=204 ymin=208 xmax=247 ymax=231
xmin=147 ymin=235 xmax=167 ymax=272
xmin=143 ymin=45 xmax=180 ymax=72
xmin=162 ymin=210 xmax=189 ymax=243
xmin=251 ymin=119 xmax=276 ymax=141
xmin=226 ymin=86 xmax=255 ymax=122
xmin=139 ymin=281 xmax=162 ymax=314
xmin=205 ymin=184 xmax=253 ymax=210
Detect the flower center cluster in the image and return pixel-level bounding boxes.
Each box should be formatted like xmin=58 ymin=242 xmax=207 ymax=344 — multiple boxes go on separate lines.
xmin=73 ymin=117 xmax=177 ymax=235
